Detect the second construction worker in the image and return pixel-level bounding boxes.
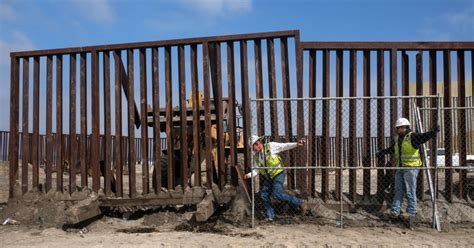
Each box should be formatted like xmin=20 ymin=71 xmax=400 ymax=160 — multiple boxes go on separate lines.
xmin=244 ymin=135 xmax=308 ymax=221
xmin=377 ymin=117 xmax=439 ymax=228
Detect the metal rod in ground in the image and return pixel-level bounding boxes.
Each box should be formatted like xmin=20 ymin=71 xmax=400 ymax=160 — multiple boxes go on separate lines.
xmin=413 ymin=101 xmax=441 ymax=231
xmin=434 ymin=95 xmax=442 ymax=231
xmin=251 ymin=95 xmax=440 ymax=101
xmin=340 ymin=165 xmax=343 ymax=229
xmin=420 ymin=107 xmax=474 ymax=110
xmin=251 ymin=165 xmax=255 ymax=228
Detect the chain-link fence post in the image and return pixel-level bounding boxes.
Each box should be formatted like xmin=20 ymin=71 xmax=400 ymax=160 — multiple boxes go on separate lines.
xmin=251 ymin=164 xmax=255 ymax=228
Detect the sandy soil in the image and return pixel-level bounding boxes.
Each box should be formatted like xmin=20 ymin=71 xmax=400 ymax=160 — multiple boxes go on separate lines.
xmin=1 ymin=162 xmax=473 ymax=247
xmin=0 ymin=219 xmax=474 ymax=247
xmin=1 ymin=216 xmax=473 ymax=248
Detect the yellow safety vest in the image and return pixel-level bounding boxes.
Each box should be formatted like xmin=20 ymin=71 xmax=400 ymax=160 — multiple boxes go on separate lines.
xmin=394 ymin=132 xmax=421 ymax=167
xmin=254 ymin=143 xmax=284 ymax=178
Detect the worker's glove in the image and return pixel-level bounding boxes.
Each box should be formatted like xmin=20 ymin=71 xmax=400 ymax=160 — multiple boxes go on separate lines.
xmin=432 ymin=125 xmax=440 ymax=133
xmin=244 ymin=172 xmax=252 ymax=179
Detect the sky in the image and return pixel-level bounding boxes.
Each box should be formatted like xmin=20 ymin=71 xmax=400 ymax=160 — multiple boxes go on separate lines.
xmin=0 ymin=0 xmax=473 ymax=133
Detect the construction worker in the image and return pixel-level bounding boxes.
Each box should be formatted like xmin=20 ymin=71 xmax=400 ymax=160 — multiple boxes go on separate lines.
xmin=244 ymin=135 xmax=308 ymax=221
xmin=377 ymin=117 xmax=439 ymax=228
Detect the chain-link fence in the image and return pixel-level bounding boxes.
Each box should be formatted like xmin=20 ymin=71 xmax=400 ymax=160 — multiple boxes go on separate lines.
xmin=249 ymin=96 xmax=474 ymax=230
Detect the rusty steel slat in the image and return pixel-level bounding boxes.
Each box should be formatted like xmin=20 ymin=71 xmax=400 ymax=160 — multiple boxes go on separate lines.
xmin=335 ymin=50 xmax=343 ymax=200
xmin=457 ymin=50 xmax=467 ymax=199
xmin=139 ymin=48 xmax=149 ymax=194
xmin=280 ymin=37 xmax=294 ymax=189
xmin=152 ymin=47 xmax=161 ymax=192
xmin=415 ymin=51 xmax=425 ymax=200
xmin=127 ymin=49 xmax=136 ymax=196
xmin=240 ymin=40 xmax=251 ymax=176
xmin=363 ymin=50 xmax=371 ymax=198
xmin=209 ymin=43 xmax=225 ymax=189
xmin=267 ymin=39 xmax=278 ymax=141
xmin=56 ymin=55 xmax=63 ymax=192
xmin=321 ymin=49 xmax=329 ymax=201
xmin=213 ymin=43 xmax=226 ymax=189
xmin=349 ymin=50 xmax=357 ymax=201
xmin=9 ymin=56 xmax=19 ymax=198
xmin=443 ymin=50 xmax=453 ymax=202
xmin=21 ymin=58 xmax=29 ymax=193
xmin=402 ymin=51 xmax=409 ymax=117
xmin=227 ymin=42 xmax=238 ymax=186
xmin=46 ymin=55 xmax=53 ymax=192
xmin=308 ymin=50 xmax=316 ymax=197
xmin=103 ymin=51 xmax=112 ymax=196
xmin=31 ymin=57 xmax=40 ymax=189
xmin=295 ymin=32 xmax=306 ymax=196
xmin=114 ymin=50 xmax=123 ymax=197
xmin=301 ymin=42 xmax=474 ymax=50
xmin=203 ymin=42 xmax=213 ymax=188
xmin=390 ymin=49 xmax=398 ymax=171
xmin=80 ymin=53 xmax=87 ymax=187
xmin=376 ymin=50 xmax=386 ymax=195
xmin=254 ymin=39 xmax=264 ymax=136
xmin=69 ymin=54 xmax=77 ymax=193
xmin=190 ymin=45 xmax=200 ymax=187
xmin=165 ymin=46 xmax=174 ymax=189
xmin=416 ymin=52 xmax=423 ymax=107
xmin=11 ymin=30 xmax=299 ymax=57
xmin=91 ymin=50 xmax=100 ymax=192
xmin=390 ymin=49 xmax=398 ymax=123
xmin=429 ymin=50 xmax=438 ymax=194
xmin=178 ymin=45 xmax=188 ymax=188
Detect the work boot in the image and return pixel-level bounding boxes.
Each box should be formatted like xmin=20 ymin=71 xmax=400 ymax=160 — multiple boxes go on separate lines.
xmin=300 ymin=200 xmax=308 ymax=215
xmin=407 ymin=215 xmax=415 ymax=230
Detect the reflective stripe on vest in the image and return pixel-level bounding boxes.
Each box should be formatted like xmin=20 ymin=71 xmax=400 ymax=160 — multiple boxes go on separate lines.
xmin=254 ymin=143 xmax=284 ymax=178
xmin=394 ymin=132 xmax=421 ymax=167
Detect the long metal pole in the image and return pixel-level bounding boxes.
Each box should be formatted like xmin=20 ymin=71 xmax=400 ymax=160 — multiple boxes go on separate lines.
xmin=434 ymin=95 xmax=441 ymax=230
xmin=339 ymin=161 xmax=343 ymax=229
xmin=413 ymin=101 xmax=441 ymax=231
xmin=251 ymin=153 xmax=255 ymax=228
xmin=252 ymin=95 xmax=440 ymax=101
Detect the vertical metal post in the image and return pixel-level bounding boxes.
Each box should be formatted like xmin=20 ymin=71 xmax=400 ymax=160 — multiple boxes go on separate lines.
xmin=339 ymin=164 xmax=343 ymax=229
xmin=435 ymin=94 xmax=441 ymax=230
xmin=413 ymin=101 xmax=440 ymax=231
xmin=251 ymin=147 xmax=255 ymax=228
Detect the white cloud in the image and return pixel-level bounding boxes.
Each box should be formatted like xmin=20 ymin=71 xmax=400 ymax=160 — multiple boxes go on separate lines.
xmin=0 ymin=31 xmax=35 ymax=66
xmin=0 ymin=2 xmax=16 ymax=21
xmin=71 ymin=0 xmax=116 ymax=25
xmin=0 ymin=31 xmax=35 ymax=130
xmin=179 ymin=0 xmax=252 ymax=16
xmin=420 ymin=5 xmax=474 ymax=40
xmin=444 ymin=6 xmax=474 ymax=35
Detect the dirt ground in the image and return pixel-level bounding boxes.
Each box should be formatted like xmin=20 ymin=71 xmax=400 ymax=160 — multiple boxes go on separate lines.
xmin=0 ymin=216 xmax=473 ymax=247
xmin=1 ymin=162 xmax=473 ymax=247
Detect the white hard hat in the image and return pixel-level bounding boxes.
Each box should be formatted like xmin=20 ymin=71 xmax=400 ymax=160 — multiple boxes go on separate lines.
xmin=248 ymin=135 xmax=263 ymax=147
xmin=395 ymin=118 xmax=411 ymax=128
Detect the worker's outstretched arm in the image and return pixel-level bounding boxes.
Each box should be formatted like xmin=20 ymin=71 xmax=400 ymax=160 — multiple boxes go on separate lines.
xmin=376 ymin=144 xmax=394 ymax=156
xmin=411 ymin=126 xmax=440 ymax=148
xmin=268 ymin=138 xmax=306 ymax=155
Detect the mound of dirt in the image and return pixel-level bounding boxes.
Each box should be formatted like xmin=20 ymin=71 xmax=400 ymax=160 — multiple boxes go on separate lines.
xmin=0 ymin=188 xmax=100 ymax=228
xmin=0 ymin=193 xmax=68 ymax=228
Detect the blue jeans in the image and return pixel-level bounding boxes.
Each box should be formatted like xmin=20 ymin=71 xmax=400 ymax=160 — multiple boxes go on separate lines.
xmin=391 ymin=169 xmax=419 ymax=216
xmin=260 ymin=171 xmax=303 ymax=219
